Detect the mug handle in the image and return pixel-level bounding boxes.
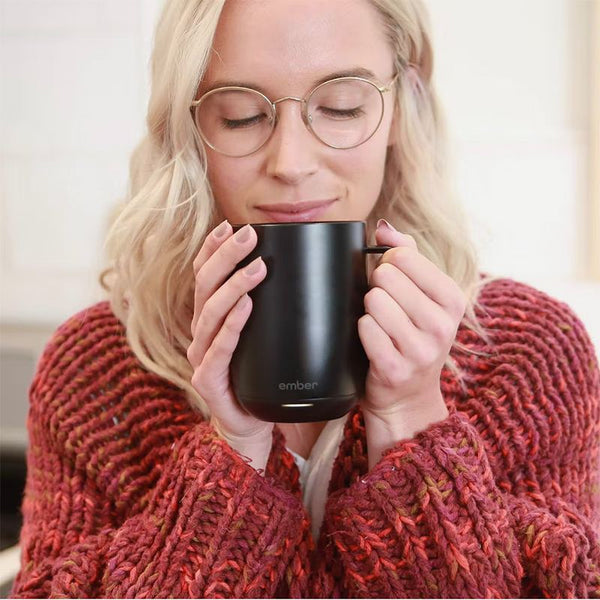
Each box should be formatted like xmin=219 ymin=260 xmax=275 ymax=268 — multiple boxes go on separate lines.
xmin=363 ymin=245 xmax=393 ymax=254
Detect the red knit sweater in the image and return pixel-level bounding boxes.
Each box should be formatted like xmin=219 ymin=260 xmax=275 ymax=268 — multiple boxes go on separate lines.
xmin=11 ymin=277 xmax=600 ymax=598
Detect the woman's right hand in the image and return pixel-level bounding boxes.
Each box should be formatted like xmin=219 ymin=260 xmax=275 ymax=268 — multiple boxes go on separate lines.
xmin=187 ymin=220 xmax=274 ymax=455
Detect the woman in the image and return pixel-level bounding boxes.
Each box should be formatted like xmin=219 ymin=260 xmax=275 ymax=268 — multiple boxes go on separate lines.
xmin=12 ymin=0 xmax=599 ymax=597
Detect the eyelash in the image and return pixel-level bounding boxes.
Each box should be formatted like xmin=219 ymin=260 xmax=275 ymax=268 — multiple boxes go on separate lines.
xmin=222 ymin=114 xmax=268 ymax=129
xmin=221 ymin=106 xmax=364 ymax=129
xmin=318 ymin=106 xmax=364 ymax=119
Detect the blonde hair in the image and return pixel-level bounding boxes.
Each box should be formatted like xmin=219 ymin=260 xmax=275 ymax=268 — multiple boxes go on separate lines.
xmin=100 ymin=0 xmax=499 ymax=419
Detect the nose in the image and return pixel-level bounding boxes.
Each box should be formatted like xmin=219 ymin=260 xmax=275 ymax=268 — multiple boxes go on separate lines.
xmin=264 ymin=100 xmax=319 ymax=184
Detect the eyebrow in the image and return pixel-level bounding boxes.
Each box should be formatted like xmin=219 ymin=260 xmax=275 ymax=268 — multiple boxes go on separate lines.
xmin=203 ymin=67 xmax=379 ymax=95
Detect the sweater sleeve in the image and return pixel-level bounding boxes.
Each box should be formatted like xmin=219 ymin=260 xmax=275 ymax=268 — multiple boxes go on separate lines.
xmin=13 ymin=426 xmax=310 ymax=599
xmin=307 ymin=413 xmax=525 ymax=598
xmin=10 ymin=305 xmax=310 ymax=599
xmin=308 ymin=413 xmax=600 ymax=599
xmin=307 ymin=285 xmax=600 ymax=598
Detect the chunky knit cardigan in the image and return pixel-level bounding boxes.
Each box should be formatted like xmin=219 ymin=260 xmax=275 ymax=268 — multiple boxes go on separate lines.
xmin=11 ymin=277 xmax=600 ymax=598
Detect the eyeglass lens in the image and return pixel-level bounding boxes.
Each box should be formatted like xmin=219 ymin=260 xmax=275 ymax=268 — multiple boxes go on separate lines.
xmin=194 ymin=79 xmax=384 ymax=156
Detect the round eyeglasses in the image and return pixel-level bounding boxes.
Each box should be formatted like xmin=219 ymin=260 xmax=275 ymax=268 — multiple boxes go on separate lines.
xmin=190 ymin=75 xmax=398 ymax=158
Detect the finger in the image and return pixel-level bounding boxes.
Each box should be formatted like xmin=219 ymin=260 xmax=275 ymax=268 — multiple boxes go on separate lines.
xmin=380 ymin=246 xmax=465 ymax=316
xmin=367 ymin=225 xmax=417 ymax=283
xmin=369 ymin=262 xmax=449 ymax=331
xmin=374 ymin=221 xmax=465 ymax=317
xmin=191 ymin=223 xmax=258 ymax=334
xmin=193 ymin=220 xmax=232 ymax=276
xmin=363 ymin=285 xmax=419 ymax=356
xmin=357 ymin=313 xmax=406 ymax=384
xmin=374 ymin=222 xmax=418 ymax=250
xmin=201 ymin=293 xmax=251 ymax=381
xmin=191 ymin=220 xmax=233 ymax=334
xmin=189 ymin=292 xmax=252 ymax=378
xmin=189 ymin=257 xmax=266 ymax=366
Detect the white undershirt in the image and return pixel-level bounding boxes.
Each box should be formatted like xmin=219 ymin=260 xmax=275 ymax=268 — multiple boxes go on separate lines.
xmin=285 ymin=414 xmax=347 ymax=542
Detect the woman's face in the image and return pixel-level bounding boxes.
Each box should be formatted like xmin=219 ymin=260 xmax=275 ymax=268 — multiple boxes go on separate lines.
xmin=200 ymin=0 xmax=396 ymax=225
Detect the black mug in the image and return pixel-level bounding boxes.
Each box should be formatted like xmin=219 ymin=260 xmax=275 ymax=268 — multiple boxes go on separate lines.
xmin=230 ymin=220 xmax=391 ymax=423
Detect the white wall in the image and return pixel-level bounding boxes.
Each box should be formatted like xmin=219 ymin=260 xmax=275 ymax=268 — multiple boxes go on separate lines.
xmin=1 ymin=0 xmax=163 ymax=322
xmin=1 ymin=0 xmax=598 ymax=350
xmin=427 ymin=0 xmax=599 ymax=353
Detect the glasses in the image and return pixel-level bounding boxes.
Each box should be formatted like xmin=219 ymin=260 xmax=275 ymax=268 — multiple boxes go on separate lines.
xmin=190 ymin=75 xmax=398 ymax=157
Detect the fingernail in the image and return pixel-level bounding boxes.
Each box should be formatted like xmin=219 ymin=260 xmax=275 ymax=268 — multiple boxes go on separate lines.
xmin=377 ymin=218 xmax=396 ymax=232
xmin=213 ymin=219 xmax=229 ymax=239
xmin=244 ymin=256 xmax=263 ymax=276
xmin=234 ymin=224 xmax=252 ymax=244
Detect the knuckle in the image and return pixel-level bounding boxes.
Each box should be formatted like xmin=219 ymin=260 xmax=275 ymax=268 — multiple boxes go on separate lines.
xmin=374 ymin=359 xmax=403 ymax=386
xmin=403 ymin=234 xmax=418 ymax=248
xmin=431 ymin=317 xmax=454 ymax=341
xmin=414 ymin=342 xmax=438 ymax=366
xmin=454 ymin=292 xmax=468 ymax=319
xmin=387 ymin=367 xmax=406 ymax=387
xmin=186 ymin=343 xmax=195 ymax=364
xmin=223 ymin=310 xmax=242 ymax=334
xmin=195 ymin=264 xmax=207 ymax=286
xmin=192 ymin=251 xmax=205 ymax=275
xmin=187 ymin=334 xmax=206 ymax=366
xmin=200 ymin=344 xmax=221 ymax=373
xmin=364 ymin=287 xmax=383 ymax=311
xmin=358 ymin=313 xmax=374 ymax=332
xmin=193 ymin=315 xmax=214 ymax=351
xmin=387 ymin=246 xmax=413 ymax=267
xmin=193 ymin=234 xmax=222 ymax=275
xmin=391 ymin=246 xmax=413 ymax=259
xmin=364 ymin=288 xmax=375 ymax=306
xmin=192 ymin=363 xmax=217 ymax=397
xmin=196 ymin=309 xmax=211 ymax=337
xmin=231 ymin=275 xmax=255 ymax=301
xmin=444 ymin=280 xmax=467 ymax=316
xmin=371 ymin=262 xmax=394 ymax=287
xmin=191 ymin=366 xmax=205 ymax=391
xmin=201 ymin=297 xmax=218 ymax=325
xmin=358 ymin=313 xmax=370 ymax=326
xmin=383 ymin=355 xmax=402 ymax=376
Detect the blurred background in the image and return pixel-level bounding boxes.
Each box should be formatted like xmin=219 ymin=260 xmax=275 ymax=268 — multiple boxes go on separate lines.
xmin=0 ymin=0 xmax=599 ymax=592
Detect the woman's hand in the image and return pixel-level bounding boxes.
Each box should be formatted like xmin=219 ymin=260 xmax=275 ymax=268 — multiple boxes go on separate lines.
xmin=187 ymin=220 xmax=274 ymax=468
xmin=359 ymin=219 xmax=467 ymax=425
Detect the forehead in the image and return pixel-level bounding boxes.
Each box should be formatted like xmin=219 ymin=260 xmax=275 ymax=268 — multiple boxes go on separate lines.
xmin=204 ymin=0 xmax=394 ymax=93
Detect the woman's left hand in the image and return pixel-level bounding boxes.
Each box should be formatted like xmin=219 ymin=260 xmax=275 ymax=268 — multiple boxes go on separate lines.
xmin=359 ymin=219 xmax=467 ymax=420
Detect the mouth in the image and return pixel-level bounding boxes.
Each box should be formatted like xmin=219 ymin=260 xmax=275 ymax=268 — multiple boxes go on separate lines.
xmin=256 ymin=199 xmax=337 ymax=223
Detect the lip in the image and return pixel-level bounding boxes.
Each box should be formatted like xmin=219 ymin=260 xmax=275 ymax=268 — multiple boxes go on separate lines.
xmin=257 ymin=199 xmax=337 ymax=223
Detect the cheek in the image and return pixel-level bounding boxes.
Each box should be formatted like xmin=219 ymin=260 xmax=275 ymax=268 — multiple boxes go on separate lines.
xmin=206 ymin=153 xmax=257 ymax=205
xmin=332 ymin=134 xmax=388 ymax=196
xmin=361 ymin=120 xmax=392 ymax=188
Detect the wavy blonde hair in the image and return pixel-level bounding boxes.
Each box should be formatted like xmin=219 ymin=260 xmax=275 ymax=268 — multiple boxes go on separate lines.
xmin=100 ymin=0 xmax=499 ymax=419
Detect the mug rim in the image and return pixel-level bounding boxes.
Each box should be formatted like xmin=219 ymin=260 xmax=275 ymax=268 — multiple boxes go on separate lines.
xmin=231 ymin=220 xmax=367 ymax=229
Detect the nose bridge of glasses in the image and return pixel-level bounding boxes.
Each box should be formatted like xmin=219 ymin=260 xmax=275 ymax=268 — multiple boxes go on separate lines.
xmin=272 ymin=95 xmax=304 ymax=106
xmin=271 ymin=95 xmax=311 ymax=129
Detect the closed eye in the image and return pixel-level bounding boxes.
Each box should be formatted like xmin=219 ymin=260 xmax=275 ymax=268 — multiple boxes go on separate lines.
xmin=221 ymin=114 xmax=268 ymax=129
xmin=318 ymin=106 xmax=365 ymax=119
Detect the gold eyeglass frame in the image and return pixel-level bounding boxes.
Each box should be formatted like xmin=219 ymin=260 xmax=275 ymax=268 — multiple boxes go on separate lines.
xmin=190 ymin=74 xmax=399 ymax=158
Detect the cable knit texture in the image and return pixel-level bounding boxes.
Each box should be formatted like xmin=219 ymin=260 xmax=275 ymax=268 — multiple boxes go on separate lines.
xmin=11 ymin=277 xmax=600 ymax=598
